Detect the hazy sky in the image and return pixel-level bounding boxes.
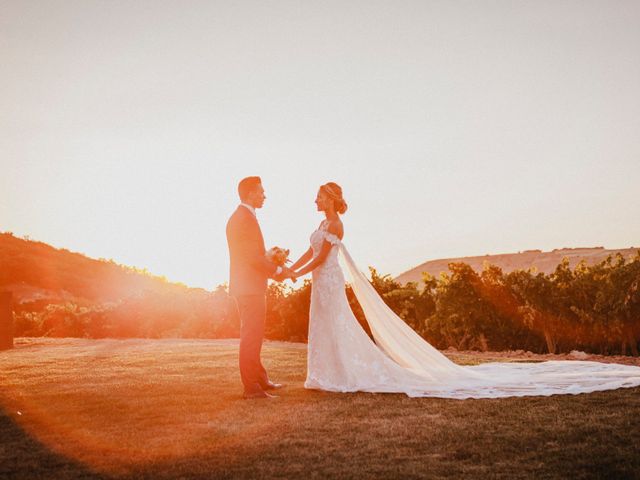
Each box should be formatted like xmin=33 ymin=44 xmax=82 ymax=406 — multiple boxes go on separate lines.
xmin=2 ymin=0 xmax=639 ymax=289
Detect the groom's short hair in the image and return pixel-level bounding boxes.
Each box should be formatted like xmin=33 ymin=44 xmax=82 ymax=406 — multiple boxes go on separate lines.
xmin=238 ymin=176 xmax=262 ymax=201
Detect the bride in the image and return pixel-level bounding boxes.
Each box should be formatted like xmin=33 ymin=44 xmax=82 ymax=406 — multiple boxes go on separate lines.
xmin=288 ymin=182 xmax=640 ymax=399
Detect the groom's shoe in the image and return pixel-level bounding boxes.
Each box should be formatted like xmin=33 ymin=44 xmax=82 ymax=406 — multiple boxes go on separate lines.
xmin=263 ymin=381 xmax=284 ymax=390
xmin=242 ymin=390 xmax=278 ymax=400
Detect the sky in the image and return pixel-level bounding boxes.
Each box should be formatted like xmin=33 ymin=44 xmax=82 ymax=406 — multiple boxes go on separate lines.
xmin=2 ymin=0 xmax=639 ymax=289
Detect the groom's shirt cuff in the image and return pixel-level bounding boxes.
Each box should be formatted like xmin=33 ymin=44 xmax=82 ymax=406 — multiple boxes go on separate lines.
xmin=275 ymin=266 xmax=283 ymax=276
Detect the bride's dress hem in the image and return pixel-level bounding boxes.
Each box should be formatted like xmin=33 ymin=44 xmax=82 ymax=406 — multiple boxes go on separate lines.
xmin=303 ymin=378 xmax=640 ymax=400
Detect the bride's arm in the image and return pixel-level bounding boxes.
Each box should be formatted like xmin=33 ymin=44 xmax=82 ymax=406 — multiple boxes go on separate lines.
xmin=290 ymin=247 xmax=313 ymax=271
xmin=293 ymin=242 xmax=333 ymax=277
xmin=294 ymin=222 xmax=343 ymax=277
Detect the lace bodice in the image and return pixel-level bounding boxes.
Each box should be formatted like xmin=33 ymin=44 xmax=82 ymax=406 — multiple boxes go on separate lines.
xmin=309 ymin=220 xmax=342 ymax=282
xmin=310 ymin=220 xmax=341 ymax=256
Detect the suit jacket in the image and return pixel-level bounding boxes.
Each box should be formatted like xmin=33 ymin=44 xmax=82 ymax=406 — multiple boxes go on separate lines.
xmin=226 ymin=206 xmax=278 ymax=297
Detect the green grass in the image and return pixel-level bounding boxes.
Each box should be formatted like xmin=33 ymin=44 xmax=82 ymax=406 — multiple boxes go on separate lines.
xmin=1 ymin=338 xmax=639 ymax=479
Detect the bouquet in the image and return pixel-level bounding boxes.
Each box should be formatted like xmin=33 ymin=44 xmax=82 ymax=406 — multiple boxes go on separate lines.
xmin=266 ymin=246 xmax=291 ymax=267
xmin=266 ymin=247 xmax=296 ymax=282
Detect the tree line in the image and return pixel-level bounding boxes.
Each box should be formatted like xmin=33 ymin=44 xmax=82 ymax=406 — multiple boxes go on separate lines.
xmin=11 ymin=249 xmax=640 ymax=356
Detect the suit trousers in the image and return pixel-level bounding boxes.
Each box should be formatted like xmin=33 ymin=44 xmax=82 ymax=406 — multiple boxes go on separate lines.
xmin=235 ymin=294 xmax=269 ymax=393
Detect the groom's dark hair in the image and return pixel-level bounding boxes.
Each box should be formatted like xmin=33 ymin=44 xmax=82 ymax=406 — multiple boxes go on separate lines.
xmin=238 ymin=176 xmax=262 ymax=201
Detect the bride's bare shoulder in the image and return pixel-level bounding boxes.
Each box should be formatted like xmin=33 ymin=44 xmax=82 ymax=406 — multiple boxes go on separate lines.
xmin=326 ymin=218 xmax=344 ymax=240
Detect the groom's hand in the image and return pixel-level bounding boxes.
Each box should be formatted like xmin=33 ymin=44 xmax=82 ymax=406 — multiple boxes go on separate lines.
xmin=284 ymin=266 xmax=298 ymax=283
xmin=274 ymin=266 xmax=296 ymax=283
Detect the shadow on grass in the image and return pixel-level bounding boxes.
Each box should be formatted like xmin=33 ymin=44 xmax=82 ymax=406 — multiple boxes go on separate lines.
xmin=0 ymin=405 xmax=108 ymax=480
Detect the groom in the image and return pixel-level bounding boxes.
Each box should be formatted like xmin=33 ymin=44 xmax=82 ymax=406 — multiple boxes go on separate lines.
xmin=226 ymin=176 xmax=294 ymax=399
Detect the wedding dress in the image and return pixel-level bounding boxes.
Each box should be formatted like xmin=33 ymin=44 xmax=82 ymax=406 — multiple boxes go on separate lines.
xmin=304 ymin=221 xmax=640 ymax=399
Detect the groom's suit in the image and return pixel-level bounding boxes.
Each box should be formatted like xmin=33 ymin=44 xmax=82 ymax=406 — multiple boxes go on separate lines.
xmin=226 ymin=204 xmax=278 ymax=394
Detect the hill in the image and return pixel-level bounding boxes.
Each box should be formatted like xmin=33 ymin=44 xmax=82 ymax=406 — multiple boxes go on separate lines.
xmin=0 ymin=232 xmax=206 ymax=304
xmin=0 ymin=233 xmax=237 ymax=339
xmin=395 ymin=246 xmax=640 ymax=285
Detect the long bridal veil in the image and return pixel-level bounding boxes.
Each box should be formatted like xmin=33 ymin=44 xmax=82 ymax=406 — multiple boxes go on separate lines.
xmin=338 ymin=243 xmax=640 ymax=399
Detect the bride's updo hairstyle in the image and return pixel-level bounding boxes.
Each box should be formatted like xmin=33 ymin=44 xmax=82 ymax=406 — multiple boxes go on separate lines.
xmin=321 ymin=182 xmax=348 ymax=215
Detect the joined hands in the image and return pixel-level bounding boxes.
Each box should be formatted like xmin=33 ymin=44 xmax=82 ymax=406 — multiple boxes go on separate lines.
xmin=274 ymin=266 xmax=298 ymax=283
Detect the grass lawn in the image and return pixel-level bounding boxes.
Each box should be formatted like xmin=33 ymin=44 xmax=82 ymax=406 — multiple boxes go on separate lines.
xmin=1 ymin=338 xmax=639 ymax=479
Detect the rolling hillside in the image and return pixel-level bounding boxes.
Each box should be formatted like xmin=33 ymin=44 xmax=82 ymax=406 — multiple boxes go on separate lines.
xmin=395 ymin=246 xmax=640 ymax=285
xmin=0 ymin=232 xmax=206 ymax=304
